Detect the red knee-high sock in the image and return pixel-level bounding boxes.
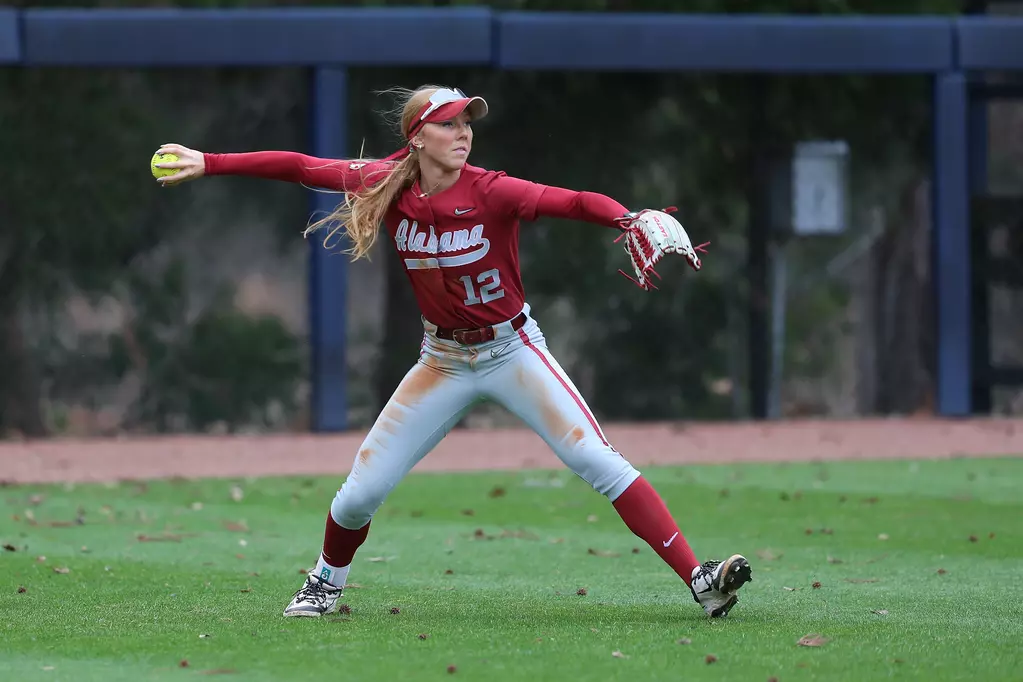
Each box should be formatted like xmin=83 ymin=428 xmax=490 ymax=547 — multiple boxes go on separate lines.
xmin=321 ymin=512 xmax=370 ymax=567
xmin=612 ymin=476 xmax=700 ymax=585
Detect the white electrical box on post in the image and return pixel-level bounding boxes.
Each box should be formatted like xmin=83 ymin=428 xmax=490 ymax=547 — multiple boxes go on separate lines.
xmin=766 ymin=140 xmax=851 ymax=418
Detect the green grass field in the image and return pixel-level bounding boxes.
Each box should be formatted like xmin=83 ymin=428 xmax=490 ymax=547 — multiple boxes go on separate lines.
xmin=2 ymin=457 xmax=1021 ymax=682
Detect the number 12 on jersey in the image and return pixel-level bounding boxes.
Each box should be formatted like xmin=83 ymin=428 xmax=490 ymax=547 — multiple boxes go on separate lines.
xmin=460 ymin=268 xmax=505 ymax=306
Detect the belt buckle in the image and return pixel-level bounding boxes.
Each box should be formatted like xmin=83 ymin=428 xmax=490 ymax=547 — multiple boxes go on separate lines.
xmin=452 ymin=326 xmax=492 ymax=345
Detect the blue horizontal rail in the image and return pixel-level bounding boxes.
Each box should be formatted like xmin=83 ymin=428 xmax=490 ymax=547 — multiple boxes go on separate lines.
xmin=20 ymin=7 xmax=493 ymax=66
xmin=5 ymin=10 xmax=1023 ymax=72
xmin=0 ymin=7 xmax=19 ymax=63
xmin=957 ymin=17 xmax=1023 ymax=70
xmin=496 ymin=13 xmax=956 ymax=73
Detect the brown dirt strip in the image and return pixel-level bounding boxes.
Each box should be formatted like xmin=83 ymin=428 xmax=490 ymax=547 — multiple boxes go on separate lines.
xmin=1 ymin=417 xmax=1021 ymax=485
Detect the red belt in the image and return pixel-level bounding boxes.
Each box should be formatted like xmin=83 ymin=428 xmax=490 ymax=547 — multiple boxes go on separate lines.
xmin=434 ymin=312 xmax=527 ymax=346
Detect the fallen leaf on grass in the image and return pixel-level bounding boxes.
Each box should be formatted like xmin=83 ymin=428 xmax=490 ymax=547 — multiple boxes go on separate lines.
xmin=222 ymin=521 xmax=249 ymax=532
xmin=705 ymin=654 xmax=717 ymax=664
xmin=756 ymin=549 xmax=782 ymax=561
xmin=587 ymin=548 xmax=620 ymax=558
xmin=872 ymin=609 xmax=889 ymax=615
xmin=137 ymin=533 xmax=186 ymax=543
xmin=52 ymin=567 xmax=70 ymax=575
xmin=446 ymin=665 xmax=457 ymax=674
xmin=827 ymin=556 xmax=843 ymax=564
xmin=444 ymin=569 xmax=454 ymax=575
xmin=866 ymin=553 xmax=889 ymax=564
xmin=200 ymin=669 xmax=237 ymax=675
xmin=461 ymin=509 xmax=475 ymax=517
xmin=337 ymin=604 xmax=352 ymax=615
xmin=631 ymin=547 xmax=640 ymax=554
xmin=968 ymin=535 xmax=978 ymax=543
xmin=611 ymin=650 xmax=628 ymax=659
xmin=390 ymin=607 xmax=400 ymax=614
xmin=797 ymin=634 xmax=830 ymax=647
xmin=548 ymin=537 xmax=564 ymax=544
xmin=488 ymin=486 xmax=506 ymax=498
xmin=2 ymin=544 xmax=16 ymax=552
xmin=812 ymin=581 xmax=822 ymax=589
xmin=45 ymin=519 xmax=78 ymax=528
xmin=17 ymin=586 xmax=27 ymax=593
xmin=240 ymin=588 xmax=252 ymax=593
xmin=179 ymin=660 xmax=189 ymax=668
xmin=820 ymin=528 xmax=834 ymax=535
xmin=937 ymin=568 xmax=948 ymax=575
xmin=576 ymin=588 xmax=588 ymax=596
xmin=418 ymin=633 xmax=429 ymax=640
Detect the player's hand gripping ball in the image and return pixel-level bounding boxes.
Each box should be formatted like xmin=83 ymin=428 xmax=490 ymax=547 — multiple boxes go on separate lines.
xmin=614 ymin=207 xmax=709 ymax=291
xmin=151 ymin=152 xmax=180 ymax=179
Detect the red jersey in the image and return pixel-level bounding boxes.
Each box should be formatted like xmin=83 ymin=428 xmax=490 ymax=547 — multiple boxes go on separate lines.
xmin=204 ymin=152 xmax=628 ymax=329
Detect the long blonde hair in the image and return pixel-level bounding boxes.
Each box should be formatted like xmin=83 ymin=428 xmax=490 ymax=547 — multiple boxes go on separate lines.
xmin=303 ymin=84 xmax=445 ymax=260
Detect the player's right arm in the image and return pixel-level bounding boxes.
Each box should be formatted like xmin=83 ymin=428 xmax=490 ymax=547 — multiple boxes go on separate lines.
xmin=153 ymin=143 xmax=384 ymax=192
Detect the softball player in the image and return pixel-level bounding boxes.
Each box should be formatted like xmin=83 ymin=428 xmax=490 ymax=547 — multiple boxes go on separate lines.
xmin=154 ymin=84 xmax=752 ymax=619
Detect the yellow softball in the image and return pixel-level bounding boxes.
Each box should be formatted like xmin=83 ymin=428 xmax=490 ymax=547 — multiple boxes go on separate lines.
xmin=151 ymin=152 xmax=180 ymax=179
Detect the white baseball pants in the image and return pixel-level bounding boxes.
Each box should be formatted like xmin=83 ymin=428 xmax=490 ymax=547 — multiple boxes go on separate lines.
xmin=329 ymin=304 xmax=641 ymax=530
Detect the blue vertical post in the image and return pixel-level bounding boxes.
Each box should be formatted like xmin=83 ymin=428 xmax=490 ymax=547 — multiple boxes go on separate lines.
xmin=932 ymin=72 xmax=971 ymax=417
xmin=309 ymin=67 xmax=348 ymax=432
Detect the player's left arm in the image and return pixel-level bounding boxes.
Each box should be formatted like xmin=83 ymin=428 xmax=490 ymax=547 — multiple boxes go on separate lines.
xmin=481 ymin=173 xmax=706 ymax=290
xmin=480 ymin=173 xmax=629 ymax=227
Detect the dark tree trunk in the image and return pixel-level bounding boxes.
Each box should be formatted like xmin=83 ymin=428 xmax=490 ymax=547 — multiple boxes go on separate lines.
xmin=0 ymin=284 xmax=47 ymax=438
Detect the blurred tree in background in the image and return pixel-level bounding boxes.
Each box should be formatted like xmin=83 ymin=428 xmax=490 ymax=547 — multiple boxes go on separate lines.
xmin=0 ymin=0 xmax=971 ymax=438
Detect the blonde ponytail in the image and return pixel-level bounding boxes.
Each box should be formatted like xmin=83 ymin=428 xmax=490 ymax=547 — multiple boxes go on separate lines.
xmin=303 ymin=156 xmax=419 ymax=260
xmin=302 ymin=84 xmax=447 ymax=261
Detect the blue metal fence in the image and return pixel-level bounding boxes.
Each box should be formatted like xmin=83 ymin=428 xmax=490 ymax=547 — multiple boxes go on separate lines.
xmin=3 ymin=9 xmax=1021 ymax=427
